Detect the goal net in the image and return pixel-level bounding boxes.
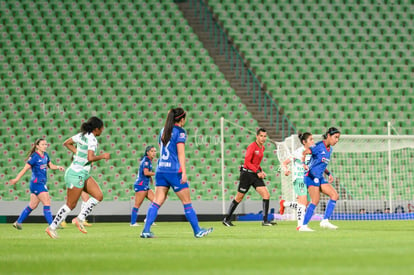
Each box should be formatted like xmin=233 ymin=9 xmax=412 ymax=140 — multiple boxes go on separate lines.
xmin=278 ymin=134 xmax=414 ymax=220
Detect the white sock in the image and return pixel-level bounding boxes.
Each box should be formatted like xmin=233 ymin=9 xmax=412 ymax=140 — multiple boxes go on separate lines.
xmin=297 ymin=203 xmax=306 ymax=227
xmin=51 ymin=204 xmax=71 ymax=230
xmin=78 ymin=197 xmax=99 ymax=221
xmin=284 ymin=201 xmax=298 ymax=209
xmin=81 ymin=201 xmax=87 ymax=213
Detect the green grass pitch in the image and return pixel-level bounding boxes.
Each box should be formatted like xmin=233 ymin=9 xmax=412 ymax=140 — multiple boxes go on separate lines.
xmin=1 ymin=221 xmax=414 ymax=274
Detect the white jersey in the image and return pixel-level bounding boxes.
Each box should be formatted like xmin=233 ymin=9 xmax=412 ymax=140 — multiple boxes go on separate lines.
xmin=69 ymin=132 xmax=98 ymax=173
xmin=291 ymin=146 xmax=311 ymax=182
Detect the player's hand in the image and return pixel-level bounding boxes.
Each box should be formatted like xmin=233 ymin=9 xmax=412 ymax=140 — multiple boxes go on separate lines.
xmin=101 ymin=153 xmax=111 ymax=160
xmin=303 ymin=164 xmax=309 ymax=171
xmin=9 ymin=179 xmax=18 ymax=185
xmin=328 ymin=174 xmax=334 ymax=183
xmin=181 ymin=173 xmax=187 ymax=184
xmin=283 ymin=169 xmax=291 ymax=176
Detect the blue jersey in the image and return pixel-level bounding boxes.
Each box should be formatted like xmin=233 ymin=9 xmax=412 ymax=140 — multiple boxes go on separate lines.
xmin=306 ymin=140 xmax=333 ymax=179
xmin=27 ymin=152 xmax=50 ymax=185
xmin=135 ymin=156 xmax=153 ymax=186
xmin=157 ymin=125 xmax=187 ymax=173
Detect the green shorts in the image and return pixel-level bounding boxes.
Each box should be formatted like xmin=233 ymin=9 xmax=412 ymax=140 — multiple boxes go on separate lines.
xmin=293 ymin=178 xmax=310 ymax=200
xmin=65 ymin=168 xmax=90 ymax=189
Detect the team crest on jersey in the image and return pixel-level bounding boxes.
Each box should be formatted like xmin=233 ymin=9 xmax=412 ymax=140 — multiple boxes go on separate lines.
xmin=144 ymin=162 xmax=149 ymax=166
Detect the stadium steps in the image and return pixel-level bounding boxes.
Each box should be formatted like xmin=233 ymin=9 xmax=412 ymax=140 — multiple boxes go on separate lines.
xmin=176 ymin=1 xmax=290 ymax=141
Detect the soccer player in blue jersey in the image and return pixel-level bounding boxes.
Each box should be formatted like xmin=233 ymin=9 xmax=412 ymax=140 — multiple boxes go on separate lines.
xmin=141 ymin=107 xmax=213 ymax=238
xmin=9 ymin=138 xmax=65 ymax=230
xmin=130 ymin=145 xmax=156 ymax=226
xmin=46 ymin=117 xmax=110 ymax=239
xmin=299 ymin=127 xmax=341 ymax=232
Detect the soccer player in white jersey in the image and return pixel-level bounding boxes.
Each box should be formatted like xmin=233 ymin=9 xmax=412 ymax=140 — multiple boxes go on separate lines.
xmin=279 ymin=132 xmax=314 ymax=230
xmin=46 ymin=117 xmax=110 ymax=238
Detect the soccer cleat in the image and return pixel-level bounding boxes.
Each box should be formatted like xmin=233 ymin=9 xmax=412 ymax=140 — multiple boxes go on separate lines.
xmin=298 ymin=225 xmax=314 ymax=232
xmin=140 ymin=232 xmax=155 ymax=238
xmin=45 ymin=226 xmax=58 ymax=239
xmin=73 ymin=217 xmax=87 ymax=234
xmin=83 ymin=220 xmax=92 ymax=227
xmin=279 ymin=199 xmax=285 ymax=215
xmin=195 ymin=227 xmax=213 ymax=238
xmin=13 ymin=221 xmax=22 ymax=230
xmin=130 ymin=223 xmax=140 ymax=227
xmin=222 ymin=219 xmax=234 ymax=227
xmin=320 ymin=219 xmax=338 ymax=230
xmin=262 ymin=221 xmax=277 ymax=226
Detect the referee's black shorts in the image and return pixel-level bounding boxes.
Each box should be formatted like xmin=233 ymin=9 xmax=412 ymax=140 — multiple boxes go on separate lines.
xmin=237 ymin=170 xmax=265 ymax=194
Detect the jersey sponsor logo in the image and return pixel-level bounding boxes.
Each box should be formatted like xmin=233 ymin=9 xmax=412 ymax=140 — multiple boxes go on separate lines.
xmin=179 ymin=132 xmax=186 ymax=138
xmin=254 ymin=150 xmax=259 ymax=155
xmin=144 ymin=162 xmax=149 ymax=166
xmin=321 ymin=157 xmax=330 ymax=164
xmin=40 ymin=164 xmax=48 ymax=170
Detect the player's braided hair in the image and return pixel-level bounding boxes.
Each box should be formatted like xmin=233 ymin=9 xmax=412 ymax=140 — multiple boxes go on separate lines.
xmin=80 ymin=116 xmax=104 ymax=136
xmin=161 ymin=107 xmax=186 ymax=146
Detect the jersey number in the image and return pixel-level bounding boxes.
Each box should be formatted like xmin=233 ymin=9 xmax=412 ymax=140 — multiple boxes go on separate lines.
xmin=160 ymin=141 xmax=170 ymax=160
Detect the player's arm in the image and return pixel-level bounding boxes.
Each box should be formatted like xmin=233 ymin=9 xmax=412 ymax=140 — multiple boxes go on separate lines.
xmin=87 ymin=150 xmax=110 ymax=162
xmin=177 ymin=143 xmax=187 ymax=183
xmin=282 ymin=158 xmax=291 ymax=176
xmin=48 ymin=161 xmax=65 ymax=171
xmin=143 ymin=168 xmax=155 ymax=177
xmin=9 ymin=163 xmax=31 ymax=185
xmin=325 ymin=169 xmax=334 ymax=183
xmin=63 ymin=137 xmax=77 ymax=154
xmin=302 ymin=148 xmax=312 ymax=170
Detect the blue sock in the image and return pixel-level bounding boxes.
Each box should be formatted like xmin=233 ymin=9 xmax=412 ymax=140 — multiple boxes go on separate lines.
xmin=43 ymin=205 xmax=53 ymax=225
xmin=143 ymin=203 xmax=160 ymax=233
xmin=17 ymin=206 xmax=33 ymax=224
xmin=324 ymin=199 xmax=337 ymax=220
xmin=302 ymin=203 xmax=316 ymax=226
xmin=131 ymin=207 xmax=139 ymax=224
xmin=183 ymin=203 xmax=200 ymax=234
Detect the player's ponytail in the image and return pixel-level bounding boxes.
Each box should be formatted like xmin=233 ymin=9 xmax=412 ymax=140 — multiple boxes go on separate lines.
xmin=323 ymin=127 xmax=340 ymax=139
xmin=80 ymin=116 xmax=104 ymax=136
xmin=161 ymin=107 xmax=186 ymax=146
xmin=298 ymin=132 xmax=312 ymax=145
xmin=25 ymin=138 xmax=45 ymax=161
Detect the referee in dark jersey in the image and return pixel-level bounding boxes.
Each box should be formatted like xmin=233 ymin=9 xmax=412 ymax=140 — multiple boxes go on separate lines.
xmin=223 ymin=128 xmax=276 ymax=226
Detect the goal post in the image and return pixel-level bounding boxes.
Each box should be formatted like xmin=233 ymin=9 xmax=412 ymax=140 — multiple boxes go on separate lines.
xmin=279 ymin=132 xmax=414 ymax=220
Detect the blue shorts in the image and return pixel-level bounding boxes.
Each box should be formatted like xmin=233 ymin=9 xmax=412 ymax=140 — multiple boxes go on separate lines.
xmin=30 ymin=182 xmax=48 ymax=195
xmin=134 ymin=180 xmax=150 ymax=192
xmin=304 ymin=175 xmax=327 ymax=187
xmin=155 ymin=172 xmax=189 ymax=192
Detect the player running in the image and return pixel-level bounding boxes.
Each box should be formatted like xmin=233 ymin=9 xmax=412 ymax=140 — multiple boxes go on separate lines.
xmin=223 ymin=128 xmax=276 ymax=226
xmin=140 ymin=107 xmax=213 ymax=238
xmin=46 ymin=117 xmax=110 ymax=238
xmin=130 ymin=145 xmax=156 ymax=227
xmin=10 ymin=138 xmax=65 ymax=230
xmin=279 ymin=132 xmax=314 ymax=230
xmin=299 ymin=127 xmax=341 ymax=232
